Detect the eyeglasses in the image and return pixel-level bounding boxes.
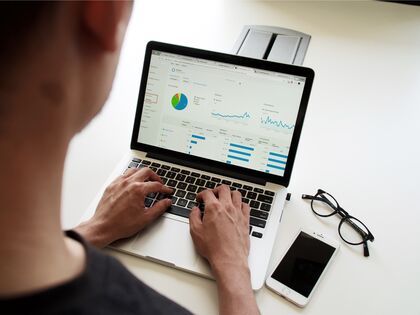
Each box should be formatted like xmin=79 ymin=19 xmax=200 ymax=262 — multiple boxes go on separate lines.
xmin=302 ymin=189 xmax=374 ymax=257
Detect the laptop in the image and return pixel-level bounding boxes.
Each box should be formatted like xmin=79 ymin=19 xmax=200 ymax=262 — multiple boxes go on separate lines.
xmin=81 ymin=41 xmax=314 ymax=290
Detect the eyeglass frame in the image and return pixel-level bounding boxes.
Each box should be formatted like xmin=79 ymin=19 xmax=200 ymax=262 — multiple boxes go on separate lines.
xmin=302 ymin=189 xmax=374 ymax=257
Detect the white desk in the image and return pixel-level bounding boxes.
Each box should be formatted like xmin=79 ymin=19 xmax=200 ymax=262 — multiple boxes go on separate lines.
xmin=62 ymin=1 xmax=420 ymax=314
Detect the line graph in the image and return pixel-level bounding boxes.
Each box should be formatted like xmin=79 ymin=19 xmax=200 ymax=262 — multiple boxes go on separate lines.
xmin=211 ymin=111 xmax=251 ymax=120
xmin=260 ymin=115 xmax=295 ymax=130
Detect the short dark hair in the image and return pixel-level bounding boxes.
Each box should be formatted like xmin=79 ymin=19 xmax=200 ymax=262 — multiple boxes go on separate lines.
xmin=0 ymin=2 xmax=55 ymax=65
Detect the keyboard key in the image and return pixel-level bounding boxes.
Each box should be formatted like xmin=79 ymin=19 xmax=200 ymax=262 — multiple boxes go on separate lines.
xmin=187 ymin=184 xmax=198 ymax=192
xmin=171 ymin=167 xmax=181 ymax=172
xmin=257 ymin=194 xmax=273 ymax=204
xmin=250 ymin=217 xmax=266 ymax=228
xmin=161 ymin=178 xmax=168 ymax=185
xmin=175 ymin=174 xmax=186 ymax=181
xmin=250 ymin=200 xmax=260 ymax=209
xmin=147 ymin=192 xmax=157 ymax=198
xmin=128 ymin=162 xmax=138 ymax=168
xmin=142 ymin=160 xmax=151 ymax=165
xmin=191 ymin=172 xmax=200 ymax=177
xmin=230 ymin=187 xmax=236 ymax=191
xmin=260 ymin=203 xmax=271 ymax=212
xmin=265 ymin=190 xmax=275 ymax=196
xmin=171 ymin=196 xmax=178 ymax=204
xmin=167 ymin=179 xmax=177 ymax=187
xmin=232 ymin=182 xmax=242 ymax=188
xmin=211 ymin=177 xmax=221 ymax=183
xmin=187 ymin=201 xmax=198 ymax=209
xmin=166 ymin=172 xmax=176 ymax=179
xmin=249 ymin=226 xmax=252 ymax=235
xmin=161 ymin=164 xmax=171 ymax=170
xmin=254 ymin=187 xmax=264 ymax=193
xmin=242 ymin=198 xmax=250 ymax=204
xmin=145 ymin=198 xmax=154 ymax=207
xmin=252 ymin=231 xmax=263 ymax=238
xmin=150 ymin=167 xmax=157 ymax=172
xmin=138 ymin=164 xmax=146 ymax=168
xmin=205 ymin=181 xmax=216 ymax=189
xmin=175 ymin=190 xmax=187 ymax=198
xmin=250 ymin=209 xmax=268 ymax=220
xmin=243 ymin=185 xmax=253 ymax=191
xmin=222 ymin=180 xmax=232 ymax=185
xmin=167 ymin=204 xmax=190 ymax=218
xmin=185 ymin=192 xmax=196 ymax=200
xmin=195 ymin=179 xmax=206 ymax=186
xmin=156 ymin=193 xmax=168 ymax=200
xmin=181 ymin=170 xmax=191 ymax=175
xmin=132 ymin=158 xmax=141 ymax=163
xmin=151 ymin=162 xmax=161 ymax=167
xmin=201 ymin=174 xmax=210 ymax=180
xmin=177 ymin=198 xmax=188 ymax=207
xmin=157 ymin=169 xmax=167 ymax=177
xmin=185 ymin=176 xmax=196 ymax=184
xmin=238 ymin=189 xmax=247 ymax=197
xmin=177 ymin=182 xmax=187 ymax=190
xmin=197 ymin=187 xmax=206 ymax=193
xmin=246 ymin=191 xmax=257 ymax=200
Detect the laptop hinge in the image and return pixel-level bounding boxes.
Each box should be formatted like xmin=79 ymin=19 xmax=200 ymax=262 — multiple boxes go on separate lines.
xmin=147 ymin=152 xmax=267 ymax=186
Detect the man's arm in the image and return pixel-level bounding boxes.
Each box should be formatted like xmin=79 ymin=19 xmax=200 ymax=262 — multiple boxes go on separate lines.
xmin=76 ymin=168 xmax=259 ymax=314
xmin=75 ymin=167 xmax=173 ymax=248
xmin=190 ymin=186 xmax=260 ymax=315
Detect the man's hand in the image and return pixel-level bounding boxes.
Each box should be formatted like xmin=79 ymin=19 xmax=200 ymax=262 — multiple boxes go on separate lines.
xmin=189 ymin=185 xmax=250 ymax=274
xmin=189 ymin=185 xmax=259 ymax=315
xmin=75 ymin=168 xmax=173 ymax=248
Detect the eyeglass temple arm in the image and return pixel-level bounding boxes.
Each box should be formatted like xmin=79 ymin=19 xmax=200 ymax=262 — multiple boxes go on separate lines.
xmin=302 ymin=194 xmax=313 ymax=200
xmin=363 ymin=242 xmax=370 ymax=257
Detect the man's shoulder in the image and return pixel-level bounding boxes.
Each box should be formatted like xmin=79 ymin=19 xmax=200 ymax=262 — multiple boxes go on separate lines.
xmin=0 ymin=231 xmax=192 ymax=315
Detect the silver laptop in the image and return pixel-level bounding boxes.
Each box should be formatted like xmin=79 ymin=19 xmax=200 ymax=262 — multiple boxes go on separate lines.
xmin=81 ymin=41 xmax=314 ymax=290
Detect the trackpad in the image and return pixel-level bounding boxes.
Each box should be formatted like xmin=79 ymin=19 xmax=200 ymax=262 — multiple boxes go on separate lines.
xmin=130 ymin=217 xmax=198 ymax=268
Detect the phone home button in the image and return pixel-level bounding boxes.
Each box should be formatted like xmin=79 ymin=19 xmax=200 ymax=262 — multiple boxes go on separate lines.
xmin=282 ymin=287 xmax=291 ymax=296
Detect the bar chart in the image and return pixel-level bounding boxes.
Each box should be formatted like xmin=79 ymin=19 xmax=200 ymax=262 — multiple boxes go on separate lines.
xmin=265 ymin=151 xmax=288 ymax=173
xmin=189 ymin=134 xmax=206 ymax=154
xmin=227 ymin=143 xmax=254 ymax=164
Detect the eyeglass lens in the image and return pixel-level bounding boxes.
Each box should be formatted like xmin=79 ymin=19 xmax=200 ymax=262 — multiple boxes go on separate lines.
xmin=339 ymin=217 xmax=369 ymax=245
xmin=311 ymin=192 xmax=338 ymax=216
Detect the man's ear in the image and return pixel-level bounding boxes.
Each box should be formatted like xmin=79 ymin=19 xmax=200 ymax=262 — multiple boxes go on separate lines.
xmin=82 ymin=1 xmax=132 ymax=52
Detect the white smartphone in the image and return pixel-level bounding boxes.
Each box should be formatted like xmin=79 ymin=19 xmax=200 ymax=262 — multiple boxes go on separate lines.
xmin=266 ymin=229 xmax=339 ymax=307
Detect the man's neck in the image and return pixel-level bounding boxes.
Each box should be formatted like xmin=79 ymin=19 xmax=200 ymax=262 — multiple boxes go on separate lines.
xmin=0 ymin=106 xmax=85 ymax=297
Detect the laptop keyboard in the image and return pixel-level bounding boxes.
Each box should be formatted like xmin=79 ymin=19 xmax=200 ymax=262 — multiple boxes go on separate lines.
xmin=126 ymin=158 xmax=275 ymax=239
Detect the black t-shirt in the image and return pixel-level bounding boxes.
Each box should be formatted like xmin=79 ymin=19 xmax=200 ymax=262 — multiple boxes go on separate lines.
xmin=0 ymin=231 xmax=192 ymax=315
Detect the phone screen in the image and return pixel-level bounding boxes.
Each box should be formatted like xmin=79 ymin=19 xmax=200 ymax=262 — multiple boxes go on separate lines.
xmin=271 ymin=232 xmax=336 ymax=297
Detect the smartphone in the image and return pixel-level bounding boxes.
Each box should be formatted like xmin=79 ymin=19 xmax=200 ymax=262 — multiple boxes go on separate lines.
xmin=266 ymin=229 xmax=339 ymax=307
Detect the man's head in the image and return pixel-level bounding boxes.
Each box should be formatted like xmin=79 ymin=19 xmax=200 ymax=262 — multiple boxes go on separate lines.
xmin=0 ymin=2 xmax=132 ymax=141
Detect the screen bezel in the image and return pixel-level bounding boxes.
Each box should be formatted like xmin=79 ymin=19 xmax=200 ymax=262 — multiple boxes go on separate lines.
xmin=266 ymin=229 xmax=339 ymax=307
xmin=130 ymin=41 xmax=314 ymax=187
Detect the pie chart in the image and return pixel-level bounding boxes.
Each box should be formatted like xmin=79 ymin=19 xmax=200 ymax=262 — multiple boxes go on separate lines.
xmin=171 ymin=93 xmax=188 ymax=110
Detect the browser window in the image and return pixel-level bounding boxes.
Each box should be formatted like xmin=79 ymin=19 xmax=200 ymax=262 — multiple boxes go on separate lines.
xmin=138 ymin=50 xmax=306 ymax=176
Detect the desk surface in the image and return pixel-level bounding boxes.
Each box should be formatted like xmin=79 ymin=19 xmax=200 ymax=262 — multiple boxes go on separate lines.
xmin=62 ymin=1 xmax=420 ymax=314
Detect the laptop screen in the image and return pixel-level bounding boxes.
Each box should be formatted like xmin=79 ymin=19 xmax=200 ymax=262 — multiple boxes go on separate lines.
xmin=137 ymin=50 xmax=306 ymax=177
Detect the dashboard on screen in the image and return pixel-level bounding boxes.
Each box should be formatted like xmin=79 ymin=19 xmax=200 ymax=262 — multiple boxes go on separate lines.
xmin=137 ymin=50 xmax=306 ymax=177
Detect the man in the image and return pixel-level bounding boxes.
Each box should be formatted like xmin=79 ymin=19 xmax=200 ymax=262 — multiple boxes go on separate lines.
xmin=0 ymin=2 xmax=259 ymax=315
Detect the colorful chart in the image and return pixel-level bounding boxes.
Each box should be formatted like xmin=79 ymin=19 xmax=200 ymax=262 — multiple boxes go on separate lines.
xmin=260 ymin=115 xmax=295 ymax=130
xmin=211 ymin=111 xmax=251 ymax=120
xmin=171 ymin=93 xmax=188 ymax=110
